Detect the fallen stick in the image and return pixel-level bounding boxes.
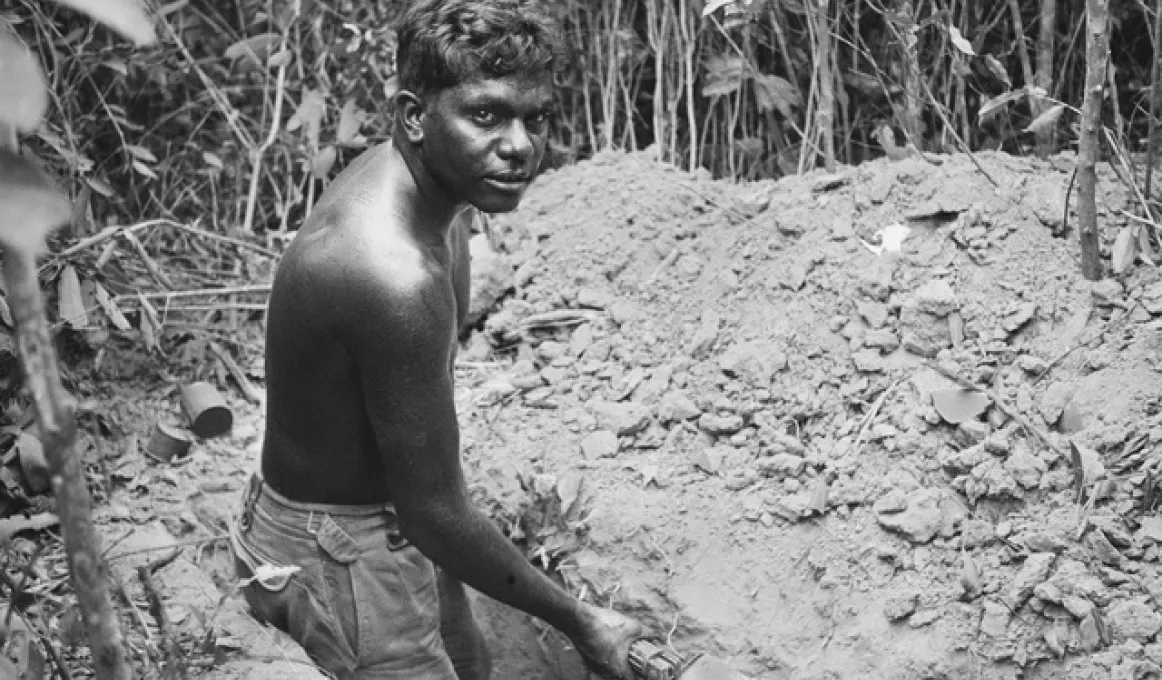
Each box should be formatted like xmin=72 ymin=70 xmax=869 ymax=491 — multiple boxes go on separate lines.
xmin=923 ymin=360 xmax=1065 ymax=458
xmin=112 ymin=284 xmax=272 ymax=305
xmin=518 ymin=309 xmax=602 ymax=330
xmin=122 ymin=227 xmax=173 ymax=290
xmin=209 ymin=340 xmax=264 ymax=404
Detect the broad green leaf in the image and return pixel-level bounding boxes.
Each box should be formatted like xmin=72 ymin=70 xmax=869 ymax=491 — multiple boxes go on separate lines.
xmin=984 ymin=54 xmax=1011 ymax=88
xmin=0 ymin=148 xmax=70 ymax=255
xmin=1023 ymin=103 xmax=1066 ymax=134
xmin=703 ymin=0 xmax=737 ymax=16
xmin=131 ymin=159 xmax=157 ymax=179
xmin=46 ymin=0 xmax=156 ymax=46
xmin=383 ymin=75 xmax=400 ymax=100
xmin=336 ymin=99 xmax=364 ymax=145
xmin=287 ymin=89 xmax=327 ymax=148
xmin=948 ymin=26 xmax=975 ymax=55
xmin=311 ymin=145 xmax=337 ymax=179
xmin=224 ymin=33 xmax=281 ymax=66
xmin=753 ymin=73 xmax=799 ymax=119
xmin=84 ymin=176 xmax=115 ymax=197
xmin=702 ymin=55 xmax=745 ymax=98
xmin=126 ymin=144 xmax=156 ymax=163
xmin=0 ymin=27 xmax=48 ymax=134
xmin=978 ymin=89 xmax=1025 ymax=124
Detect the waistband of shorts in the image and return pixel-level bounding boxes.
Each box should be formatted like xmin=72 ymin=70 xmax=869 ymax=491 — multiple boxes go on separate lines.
xmin=249 ymin=473 xmax=397 ymax=518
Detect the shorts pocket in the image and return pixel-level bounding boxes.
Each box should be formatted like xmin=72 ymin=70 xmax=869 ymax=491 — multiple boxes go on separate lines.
xmin=314 ymin=515 xmax=362 ymax=661
xmin=351 ymin=542 xmax=442 ymax=668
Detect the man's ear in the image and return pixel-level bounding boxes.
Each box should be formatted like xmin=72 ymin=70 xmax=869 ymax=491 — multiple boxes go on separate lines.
xmin=395 ymin=90 xmax=426 ymax=144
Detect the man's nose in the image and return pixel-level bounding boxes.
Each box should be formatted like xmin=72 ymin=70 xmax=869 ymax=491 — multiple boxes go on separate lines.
xmin=497 ymin=119 xmax=534 ymax=161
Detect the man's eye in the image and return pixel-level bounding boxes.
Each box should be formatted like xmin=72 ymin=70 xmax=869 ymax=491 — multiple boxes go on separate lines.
xmin=473 ymin=110 xmax=497 ymax=125
xmin=528 ymin=112 xmax=549 ymax=126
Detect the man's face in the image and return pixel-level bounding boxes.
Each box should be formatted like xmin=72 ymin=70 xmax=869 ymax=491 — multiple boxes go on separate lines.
xmin=419 ymin=72 xmax=554 ymax=214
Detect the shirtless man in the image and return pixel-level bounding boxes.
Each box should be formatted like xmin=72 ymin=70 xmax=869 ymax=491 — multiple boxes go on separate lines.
xmin=229 ymin=2 xmax=643 ymax=678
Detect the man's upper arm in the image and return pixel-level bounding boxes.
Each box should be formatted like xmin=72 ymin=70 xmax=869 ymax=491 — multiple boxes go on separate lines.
xmin=329 ymin=259 xmax=466 ymax=511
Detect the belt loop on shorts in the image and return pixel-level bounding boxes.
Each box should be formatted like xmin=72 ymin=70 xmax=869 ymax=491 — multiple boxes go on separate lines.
xmin=306 ymin=510 xmax=321 ymax=535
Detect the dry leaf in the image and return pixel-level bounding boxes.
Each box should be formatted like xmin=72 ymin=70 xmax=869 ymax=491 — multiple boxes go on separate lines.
xmin=58 ymin=264 xmax=90 ymax=327
xmin=1111 ymin=225 xmax=1138 ymax=274
xmin=1023 ymin=103 xmax=1066 ymax=135
xmin=639 ymin=463 xmax=659 ymax=488
xmin=137 ymin=293 xmax=160 ymax=352
xmin=931 ymin=389 xmax=991 ymax=424
xmin=959 ymin=555 xmax=981 ymax=597
xmin=1069 ymin=439 xmax=1106 ymax=503
xmin=0 ymin=27 xmax=49 ymax=134
xmin=1043 ymin=626 xmax=1065 ymax=658
xmin=556 ymin=471 xmax=584 ymax=516
xmin=692 ymin=448 xmax=722 ymax=475
xmin=46 ymin=0 xmax=156 ymax=46
xmin=806 ymin=479 xmax=829 ymax=516
xmin=95 ymin=283 xmax=131 ymax=331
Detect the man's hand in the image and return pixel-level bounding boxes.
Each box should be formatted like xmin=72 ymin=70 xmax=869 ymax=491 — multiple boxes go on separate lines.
xmin=569 ymin=604 xmax=644 ymax=679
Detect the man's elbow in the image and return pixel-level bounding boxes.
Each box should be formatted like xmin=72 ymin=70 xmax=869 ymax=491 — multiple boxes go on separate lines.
xmin=395 ymin=490 xmax=473 ymax=547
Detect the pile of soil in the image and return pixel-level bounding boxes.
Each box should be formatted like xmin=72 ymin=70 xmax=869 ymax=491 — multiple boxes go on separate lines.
xmin=451 ymin=147 xmax=1162 ymax=679
xmin=7 ymin=145 xmax=1162 ymax=680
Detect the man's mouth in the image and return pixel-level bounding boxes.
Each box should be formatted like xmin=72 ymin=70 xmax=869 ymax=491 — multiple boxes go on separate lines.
xmin=484 ymin=175 xmax=530 ymax=193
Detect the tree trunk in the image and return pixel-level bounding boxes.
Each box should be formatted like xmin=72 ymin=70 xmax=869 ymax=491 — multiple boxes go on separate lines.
xmin=1035 ymin=0 xmax=1057 ymax=155
xmin=1144 ymin=0 xmax=1162 ymax=213
xmin=1078 ymin=0 xmax=1109 ymax=281
xmin=897 ymin=0 xmax=924 ymax=147
xmin=813 ymin=0 xmax=837 ymax=171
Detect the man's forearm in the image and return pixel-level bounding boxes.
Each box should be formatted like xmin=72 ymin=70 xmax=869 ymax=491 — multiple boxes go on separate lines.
xmin=402 ymin=501 xmax=591 ymax=637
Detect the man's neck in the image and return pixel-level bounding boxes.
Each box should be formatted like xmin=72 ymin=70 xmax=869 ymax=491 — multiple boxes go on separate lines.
xmin=390 ymin=132 xmax=468 ymax=240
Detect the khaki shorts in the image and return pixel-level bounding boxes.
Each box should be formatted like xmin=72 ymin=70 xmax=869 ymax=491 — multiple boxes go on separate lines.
xmin=230 ymin=474 xmax=490 ymax=680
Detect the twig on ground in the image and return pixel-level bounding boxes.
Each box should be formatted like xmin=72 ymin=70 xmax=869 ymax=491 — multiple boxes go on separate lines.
xmin=145 ymin=547 xmax=183 ymax=575
xmin=106 ymin=535 xmax=228 ymax=562
xmin=113 ymin=285 xmax=272 ymax=305
xmin=122 ymin=228 xmax=174 ymax=290
xmin=209 ymin=340 xmax=264 ymax=404
xmin=138 ymin=562 xmax=188 ymax=677
xmin=923 ymin=360 xmax=1066 ymax=458
xmin=49 ymin=218 xmax=280 ymax=269
xmin=519 ymin=309 xmax=603 ymax=330
xmin=843 ymin=378 xmax=903 ymax=458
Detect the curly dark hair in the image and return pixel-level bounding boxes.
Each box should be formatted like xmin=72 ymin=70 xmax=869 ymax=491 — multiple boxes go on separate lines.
xmin=395 ymin=0 xmax=566 ymax=96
